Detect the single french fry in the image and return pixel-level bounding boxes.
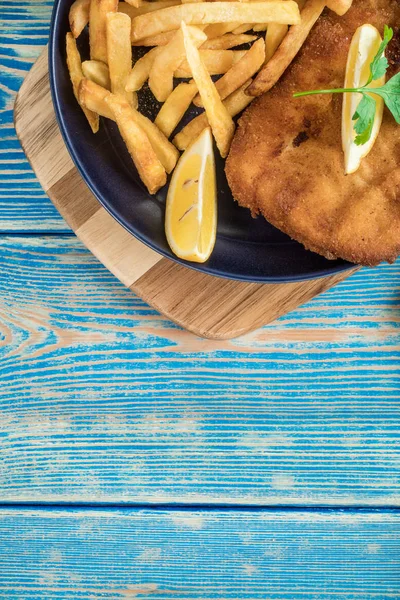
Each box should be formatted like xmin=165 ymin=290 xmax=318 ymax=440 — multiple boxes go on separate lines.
xmin=175 ymin=49 xmax=246 ymax=77
xmin=201 ymin=33 xmax=256 ymax=50
xmin=119 ymin=0 xmax=181 ymax=22
xmin=173 ymin=79 xmax=253 ymax=150
xmin=326 ymin=0 xmax=353 ymax=15
xmin=69 ymin=0 xmax=90 ymax=38
xmin=252 ymin=23 xmax=268 ymax=32
xmin=181 ymin=21 xmax=234 ymax=158
xmin=89 ymin=0 xmax=118 ymax=63
xmin=231 ymin=23 xmax=255 ymax=34
xmin=66 ymin=34 xmax=99 ymax=133
xmin=264 ymin=22 xmax=288 ymax=63
xmin=79 ymin=78 xmax=115 ymax=119
xmin=194 ymin=37 xmax=264 ymax=106
xmin=80 ymin=80 xmax=179 ymax=172
xmin=247 ymin=0 xmax=325 ymax=96
xmin=155 ymin=80 xmax=198 ymax=137
xmin=82 ymin=59 xmax=111 ymax=89
xmin=131 ymin=2 xmax=301 ymax=41
xmin=125 ymin=46 xmax=164 ymax=91
xmin=203 ymin=22 xmax=241 ymax=39
xmin=106 ymin=12 xmax=137 ymax=108
xmin=124 ymin=0 xmax=142 ymax=7
xmin=105 ymin=95 xmax=166 ymax=194
xmin=149 ymin=25 xmax=207 ymax=102
xmin=132 ymin=31 xmax=176 ymax=46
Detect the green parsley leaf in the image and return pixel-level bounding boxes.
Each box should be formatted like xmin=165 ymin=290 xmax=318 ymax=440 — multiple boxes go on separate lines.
xmin=352 ymin=93 xmax=376 ymax=145
xmin=372 ymin=72 xmax=400 ymax=123
xmin=368 ymin=25 xmax=393 ymax=83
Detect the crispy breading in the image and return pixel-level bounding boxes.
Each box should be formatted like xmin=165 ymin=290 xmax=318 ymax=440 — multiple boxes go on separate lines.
xmin=226 ymin=0 xmax=400 ymax=266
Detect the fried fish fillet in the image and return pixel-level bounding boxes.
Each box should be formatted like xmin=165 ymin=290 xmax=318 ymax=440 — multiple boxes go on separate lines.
xmin=226 ymin=0 xmax=400 ymax=266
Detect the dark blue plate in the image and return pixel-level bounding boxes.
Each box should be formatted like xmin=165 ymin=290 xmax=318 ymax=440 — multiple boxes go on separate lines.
xmin=49 ymin=0 xmax=353 ymax=283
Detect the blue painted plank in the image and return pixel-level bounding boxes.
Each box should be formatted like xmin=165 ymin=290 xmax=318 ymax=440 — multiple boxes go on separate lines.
xmin=1 ymin=236 xmax=399 ymax=505
xmin=0 ymin=0 xmax=68 ymax=231
xmin=0 ymin=508 xmax=399 ymax=599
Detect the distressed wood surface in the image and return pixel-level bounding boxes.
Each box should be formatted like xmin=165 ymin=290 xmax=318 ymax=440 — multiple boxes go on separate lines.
xmin=1 ymin=3 xmax=400 ymax=596
xmin=0 ymin=0 xmax=67 ymax=232
xmin=1 ymin=236 xmax=399 ymax=505
xmin=0 ymin=508 xmax=399 ymax=599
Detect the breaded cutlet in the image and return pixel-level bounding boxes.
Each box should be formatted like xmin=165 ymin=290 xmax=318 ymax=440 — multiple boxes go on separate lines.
xmin=226 ymin=0 xmax=400 ymax=266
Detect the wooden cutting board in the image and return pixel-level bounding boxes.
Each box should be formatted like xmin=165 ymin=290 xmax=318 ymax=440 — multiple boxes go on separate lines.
xmin=14 ymin=48 xmax=356 ymax=339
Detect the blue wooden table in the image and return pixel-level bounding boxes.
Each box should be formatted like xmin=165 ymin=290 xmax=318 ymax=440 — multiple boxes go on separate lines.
xmin=1 ymin=2 xmax=400 ymax=597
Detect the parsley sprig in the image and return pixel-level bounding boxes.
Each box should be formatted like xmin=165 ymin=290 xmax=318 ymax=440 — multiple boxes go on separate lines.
xmin=293 ymin=26 xmax=400 ymax=146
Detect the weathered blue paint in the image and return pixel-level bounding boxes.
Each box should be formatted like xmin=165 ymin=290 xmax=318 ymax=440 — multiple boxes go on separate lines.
xmin=1 ymin=2 xmax=400 ymax=597
xmin=0 ymin=508 xmax=400 ymax=599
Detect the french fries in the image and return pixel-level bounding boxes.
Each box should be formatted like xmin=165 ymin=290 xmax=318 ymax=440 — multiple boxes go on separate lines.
xmin=181 ymin=21 xmax=234 ymax=158
xmin=264 ymin=23 xmax=288 ymax=63
xmin=155 ymin=80 xmax=198 ymax=137
xmin=247 ymin=0 xmax=326 ymax=96
xmin=105 ymin=95 xmax=166 ymax=194
xmin=173 ymin=79 xmax=253 ymax=151
xmin=124 ymin=0 xmax=142 ymax=7
xmin=69 ymin=0 xmax=90 ymax=38
xmin=326 ymin=0 xmax=353 ymax=16
xmin=203 ymin=22 xmax=241 ymax=39
xmin=106 ymin=12 xmax=138 ymax=108
xmin=125 ymin=46 xmax=164 ymax=91
xmin=66 ymin=33 xmax=99 ymax=133
xmin=79 ymin=79 xmax=179 ymax=173
xmin=132 ymin=31 xmax=176 ymax=46
xmin=131 ymin=2 xmax=301 ymax=41
xmin=231 ymin=23 xmax=255 ymax=34
xmin=89 ymin=0 xmax=118 ymax=63
xmin=79 ymin=78 xmax=115 ymax=119
xmin=149 ymin=25 xmax=207 ymax=102
xmin=201 ymin=33 xmax=257 ymax=50
xmin=82 ymin=60 xmax=111 ymax=89
xmin=175 ymin=49 xmax=246 ymax=77
xmin=119 ymin=0 xmax=181 ymax=22
xmin=193 ymin=37 xmax=264 ymax=106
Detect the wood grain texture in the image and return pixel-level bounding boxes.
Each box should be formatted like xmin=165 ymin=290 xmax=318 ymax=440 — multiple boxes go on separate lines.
xmin=0 ymin=508 xmax=399 ymax=599
xmin=0 ymin=0 xmax=68 ymax=232
xmin=14 ymin=49 xmax=357 ymax=338
xmin=1 ymin=236 xmax=399 ymax=505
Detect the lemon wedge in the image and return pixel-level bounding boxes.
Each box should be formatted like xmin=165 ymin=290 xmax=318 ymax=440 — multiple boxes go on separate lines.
xmin=165 ymin=127 xmax=217 ymax=263
xmin=342 ymin=24 xmax=386 ymax=175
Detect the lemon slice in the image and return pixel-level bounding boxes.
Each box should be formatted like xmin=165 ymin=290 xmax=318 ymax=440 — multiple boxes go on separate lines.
xmin=165 ymin=127 xmax=217 ymax=263
xmin=342 ymin=24 xmax=386 ymax=175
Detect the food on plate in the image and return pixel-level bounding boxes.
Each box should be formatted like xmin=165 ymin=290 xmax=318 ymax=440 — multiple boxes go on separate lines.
xmin=119 ymin=0 xmax=181 ymax=23
xmin=69 ymin=0 xmax=90 ymax=38
xmin=173 ymin=80 xmax=253 ymax=150
xmin=155 ymin=80 xmax=198 ymax=137
xmin=89 ymin=0 xmax=118 ymax=63
xmin=174 ymin=49 xmax=246 ymax=77
xmin=148 ymin=24 xmax=207 ymax=101
xmin=247 ymin=0 xmax=326 ymax=96
xmin=130 ymin=2 xmax=301 ymax=41
xmin=264 ymin=23 xmax=288 ymax=63
xmin=201 ymin=33 xmax=257 ymax=50
xmin=66 ymin=33 xmax=99 ymax=133
xmin=181 ymin=21 xmax=234 ymax=157
xmin=106 ymin=12 xmax=138 ymax=107
xmin=165 ymin=127 xmax=217 ymax=262
xmin=193 ymin=37 xmax=264 ymax=106
xmin=82 ymin=60 xmax=111 ymax=89
xmin=226 ymin=0 xmax=400 ymax=266
xmin=125 ymin=46 xmax=163 ymax=91
xmin=106 ymin=95 xmax=167 ymax=194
